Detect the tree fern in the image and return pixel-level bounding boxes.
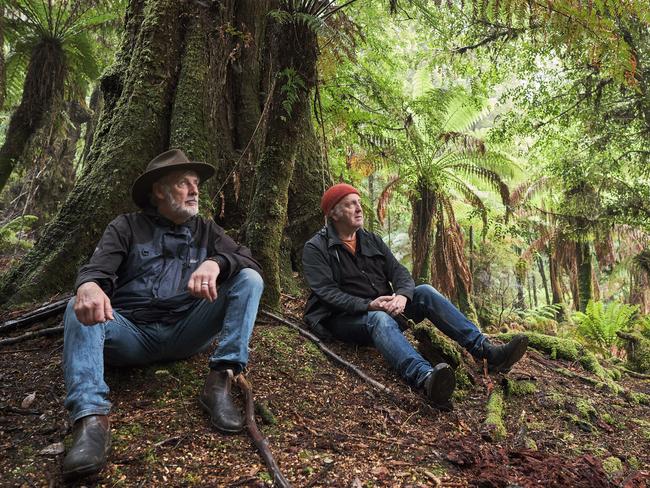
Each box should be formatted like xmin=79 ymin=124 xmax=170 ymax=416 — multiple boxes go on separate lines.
xmin=574 ymin=300 xmax=638 ymax=356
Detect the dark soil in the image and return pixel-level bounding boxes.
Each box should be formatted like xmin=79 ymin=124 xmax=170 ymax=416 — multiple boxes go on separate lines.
xmin=1 ymin=300 xmax=649 ymax=487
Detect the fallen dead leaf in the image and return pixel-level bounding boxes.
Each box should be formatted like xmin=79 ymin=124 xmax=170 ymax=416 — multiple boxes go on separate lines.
xmin=39 ymin=442 xmax=64 ymax=456
xmin=21 ymin=392 xmax=36 ymax=409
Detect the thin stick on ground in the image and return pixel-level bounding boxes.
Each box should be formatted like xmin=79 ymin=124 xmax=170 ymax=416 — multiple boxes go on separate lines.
xmin=261 ymin=309 xmax=391 ymax=394
xmin=0 ymin=325 xmax=64 ymax=347
xmin=236 ymin=374 xmax=292 ymax=488
xmin=0 ymin=296 xmax=69 ymax=334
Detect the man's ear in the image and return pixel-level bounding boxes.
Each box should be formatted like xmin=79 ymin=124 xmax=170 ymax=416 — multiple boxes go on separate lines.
xmin=151 ymin=182 xmax=165 ymax=202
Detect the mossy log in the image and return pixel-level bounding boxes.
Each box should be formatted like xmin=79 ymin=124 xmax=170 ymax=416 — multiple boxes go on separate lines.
xmin=481 ymin=386 xmax=506 ymax=441
xmin=496 ymin=331 xmax=610 ymax=380
xmin=617 ymin=331 xmax=650 ymax=374
xmin=413 ymin=321 xmax=474 ymax=388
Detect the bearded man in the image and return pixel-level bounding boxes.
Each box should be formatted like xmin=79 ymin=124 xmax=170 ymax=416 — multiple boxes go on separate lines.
xmin=302 ymin=183 xmax=528 ymax=408
xmin=61 ymin=149 xmax=263 ymax=479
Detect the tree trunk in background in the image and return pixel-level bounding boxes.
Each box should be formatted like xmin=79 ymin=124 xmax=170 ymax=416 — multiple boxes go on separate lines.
xmin=531 ymin=272 xmax=538 ymax=307
xmin=576 ymin=241 xmax=593 ymax=312
xmin=410 ymin=179 xmax=435 ymax=284
xmin=0 ymin=6 xmax=5 ymax=110
xmin=245 ymin=16 xmax=318 ymax=307
xmin=0 ymin=39 xmax=66 ymax=193
xmin=15 ymin=100 xmax=91 ymax=226
xmin=537 ymin=255 xmax=551 ymax=305
xmin=548 ymin=245 xmax=564 ymax=320
xmin=368 ymin=172 xmax=374 ymax=233
xmin=0 ymin=0 xmax=322 ymax=307
xmin=513 ymin=248 xmax=526 ymax=310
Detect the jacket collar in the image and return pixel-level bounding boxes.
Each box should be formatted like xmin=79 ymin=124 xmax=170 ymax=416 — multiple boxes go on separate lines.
xmin=325 ymin=221 xmax=382 ymax=257
xmin=143 ymin=206 xmax=198 ymax=232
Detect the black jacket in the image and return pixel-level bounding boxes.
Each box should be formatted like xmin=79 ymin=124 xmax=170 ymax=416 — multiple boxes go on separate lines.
xmin=302 ymin=222 xmax=415 ymax=328
xmin=76 ymin=208 xmax=261 ymax=324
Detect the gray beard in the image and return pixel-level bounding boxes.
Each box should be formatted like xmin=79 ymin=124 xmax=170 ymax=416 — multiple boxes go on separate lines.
xmin=166 ymin=192 xmax=199 ymax=221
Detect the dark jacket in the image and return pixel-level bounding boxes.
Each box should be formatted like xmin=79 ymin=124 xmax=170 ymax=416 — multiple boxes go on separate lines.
xmin=75 ymin=208 xmax=261 ymax=324
xmin=302 ymin=222 xmax=414 ymax=328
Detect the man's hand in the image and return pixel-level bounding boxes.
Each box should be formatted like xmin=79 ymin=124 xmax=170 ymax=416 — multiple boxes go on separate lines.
xmin=368 ymin=295 xmax=393 ymax=312
xmin=74 ymin=282 xmax=114 ymax=325
xmin=188 ymin=259 xmax=220 ymax=302
xmin=368 ymin=294 xmax=407 ymax=316
xmin=383 ymin=294 xmax=408 ymax=316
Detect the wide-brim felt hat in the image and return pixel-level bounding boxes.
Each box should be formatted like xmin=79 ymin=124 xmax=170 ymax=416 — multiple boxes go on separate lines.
xmin=131 ymin=149 xmax=215 ymax=208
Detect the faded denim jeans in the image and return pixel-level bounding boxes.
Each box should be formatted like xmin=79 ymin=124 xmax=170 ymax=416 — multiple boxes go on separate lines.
xmin=63 ymin=268 xmax=263 ymax=423
xmin=326 ymin=284 xmax=485 ymax=388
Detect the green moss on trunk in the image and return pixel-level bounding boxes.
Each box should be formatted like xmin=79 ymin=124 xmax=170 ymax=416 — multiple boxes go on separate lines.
xmin=0 ymin=0 xmax=185 ymax=307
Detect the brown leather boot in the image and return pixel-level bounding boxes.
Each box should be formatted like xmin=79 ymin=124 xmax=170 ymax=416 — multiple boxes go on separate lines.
xmin=62 ymin=415 xmax=110 ymax=480
xmin=199 ymin=369 xmax=244 ymax=433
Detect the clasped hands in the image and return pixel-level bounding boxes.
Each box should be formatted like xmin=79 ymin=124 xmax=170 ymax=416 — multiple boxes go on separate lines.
xmin=368 ymin=294 xmax=407 ymax=316
xmin=74 ymin=260 xmax=221 ymax=325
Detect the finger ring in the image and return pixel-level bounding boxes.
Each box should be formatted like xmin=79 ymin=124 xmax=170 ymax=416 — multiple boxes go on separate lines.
xmin=201 ymin=282 xmax=209 ymax=286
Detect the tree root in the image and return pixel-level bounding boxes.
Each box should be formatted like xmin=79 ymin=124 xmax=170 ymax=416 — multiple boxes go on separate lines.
xmin=554 ymin=366 xmax=649 ymax=404
xmin=236 ymin=374 xmax=292 ymax=488
xmin=260 ymin=310 xmax=391 ymax=394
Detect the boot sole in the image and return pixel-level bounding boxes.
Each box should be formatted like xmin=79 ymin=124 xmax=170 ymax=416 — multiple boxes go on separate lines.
xmin=199 ymin=396 xmax=245 ymax=434
xmin=488 ymin=335 xmax=529 ymax=373
xmin=62 ymin=442 xmax=110 ymax=480
xmin=426 ymin=364 xmax=456 ymax=408
xmin=62 ymin=461 xmax=105 ymax=480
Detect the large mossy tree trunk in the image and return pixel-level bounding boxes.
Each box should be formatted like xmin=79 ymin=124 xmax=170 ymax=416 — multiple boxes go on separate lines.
xmin=245 ymin=14 xmax=318 ymax=307
xmin=0 ymin=39 xmax=66 ymax=193
xmin=0 ymin=6 xmax=5 ymax=110
xmin=0 ymin=0 xmax=322 ymax=307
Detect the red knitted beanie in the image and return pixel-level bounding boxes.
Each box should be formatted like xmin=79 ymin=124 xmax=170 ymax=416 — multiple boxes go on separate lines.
xmin=321 ymin=183 xmax=360 ymax=215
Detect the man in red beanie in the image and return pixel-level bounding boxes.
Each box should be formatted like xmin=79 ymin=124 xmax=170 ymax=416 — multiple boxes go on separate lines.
xmin=302 ymin=183 xmax=528 ymax=408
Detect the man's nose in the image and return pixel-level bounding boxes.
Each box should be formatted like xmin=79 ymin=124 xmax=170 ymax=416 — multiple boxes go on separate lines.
xmin=189 ymin=183 xmax=198 ymax=195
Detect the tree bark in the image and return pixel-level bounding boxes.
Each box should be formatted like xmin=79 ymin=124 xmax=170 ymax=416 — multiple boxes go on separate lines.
xmin=245 ymin=11 xmax=319 ymax=307
xmin=536 ymin=255 xmax=550 ymax=306
xmin=0 ymin=0 xmax=323 ymax=308
xmin=575 ymin=241 xmax=592 ymax=312
xmin=0 ymin=6 xmax=5 ymax=110
xmin=0 ymin=39 xmax=66 ymax=193
xmin=410 ymin=179 xmax=435 ymax=284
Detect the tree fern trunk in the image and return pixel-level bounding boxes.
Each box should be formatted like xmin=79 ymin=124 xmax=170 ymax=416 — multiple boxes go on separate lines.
xmin=0 ymin=39 xmax=66 ymax=193
xmin=576 ymin=241 xmax=593 ymax=312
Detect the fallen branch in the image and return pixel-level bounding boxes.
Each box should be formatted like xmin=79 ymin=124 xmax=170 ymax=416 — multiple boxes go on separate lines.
xmin=0 ymin=296 xmax=70 ymax=334
xmin=0 ymin=325 xmax=64 ymax=347
xmin=261 ymin=309 xmax=391 ymax=394
xmin=481 ymin=386 xmax=506 ymax=442
xmin=0 ymin=404 xmax=41 ymax=415
xmin=236 ymin=374 xmax=291 ymax=488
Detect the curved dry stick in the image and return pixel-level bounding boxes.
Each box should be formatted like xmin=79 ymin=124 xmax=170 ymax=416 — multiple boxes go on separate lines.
xmin=235 ymin=374 xmax=292 ymax=488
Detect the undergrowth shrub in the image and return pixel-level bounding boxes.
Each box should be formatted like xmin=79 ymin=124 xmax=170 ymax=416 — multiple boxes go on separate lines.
xmin=573 ymin=300 xmax=638 ymax=357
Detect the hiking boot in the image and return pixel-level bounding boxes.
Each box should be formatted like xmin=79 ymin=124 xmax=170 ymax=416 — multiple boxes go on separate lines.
xmin=483 ymin=334 xmax=529 ymax=373
xmin=199 ymin=369 xmax=244 ymax=433
xmin=62 ymin=415 xmax=110 ymax=480
xmin=424 ymin=363 xmax=456 ymax=409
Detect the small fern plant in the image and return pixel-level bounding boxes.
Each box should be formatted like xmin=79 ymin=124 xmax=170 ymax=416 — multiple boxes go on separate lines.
xmin=573 ymin=300 xmax=638 ymax=357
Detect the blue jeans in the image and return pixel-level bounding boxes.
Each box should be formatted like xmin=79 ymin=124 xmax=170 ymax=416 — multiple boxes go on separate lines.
xmin=63 ymin=268 xmax=263 ymax=423
xmin=326 ymin=284 xmax=485 ymax=388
